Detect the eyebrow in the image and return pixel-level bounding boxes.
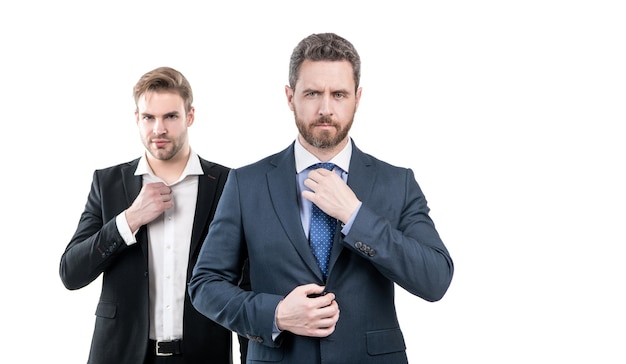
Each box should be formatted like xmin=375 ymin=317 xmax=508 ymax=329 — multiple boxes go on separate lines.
xmin=140 ymin=110 xmax=181 ymax=117
xmin=301 ymin=87 xmax=351 ymax=95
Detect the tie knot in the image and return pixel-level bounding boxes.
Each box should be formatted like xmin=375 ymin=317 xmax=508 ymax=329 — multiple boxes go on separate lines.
xmin=311 ymin=162 xmax=335 ymax=171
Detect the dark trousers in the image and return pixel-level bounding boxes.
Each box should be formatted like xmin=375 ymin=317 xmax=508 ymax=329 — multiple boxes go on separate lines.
xmin=144 ymin=355 xmax=185 ymax=364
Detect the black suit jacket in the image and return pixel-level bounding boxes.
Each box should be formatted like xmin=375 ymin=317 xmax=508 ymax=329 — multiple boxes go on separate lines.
xmin=60 ymin=156 xmax=242 ymax=364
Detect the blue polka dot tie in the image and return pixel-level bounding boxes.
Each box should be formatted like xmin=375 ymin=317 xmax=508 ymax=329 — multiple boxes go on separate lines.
xmin=309 ymin=162 xmax=337 ymax=279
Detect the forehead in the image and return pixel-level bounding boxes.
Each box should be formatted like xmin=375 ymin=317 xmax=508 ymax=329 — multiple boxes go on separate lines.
xmin=296 ymin=60 xmax=355 ymax=90
xmin=137 ymin=91 xmax=185 ymax=112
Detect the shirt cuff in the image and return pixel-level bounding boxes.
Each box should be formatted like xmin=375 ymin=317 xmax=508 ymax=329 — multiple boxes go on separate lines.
xmin=115 ymin=212 xmax=137 ymax=246
xmin=272 ymin=302 xmax=283 ymax=341
xmin=340 ymin=201 xmax=362 ymax=235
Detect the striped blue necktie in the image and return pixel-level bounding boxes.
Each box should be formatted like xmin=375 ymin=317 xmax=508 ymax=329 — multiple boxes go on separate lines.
xmin=309 ymin=162 xmax=337 ymax=279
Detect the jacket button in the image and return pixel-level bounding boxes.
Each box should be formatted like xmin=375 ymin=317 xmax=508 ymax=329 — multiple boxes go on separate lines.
xmin=246 ymin=334 xmax=264 ymax=343
xmin=355 ymin=241 xmax=363 ymax=249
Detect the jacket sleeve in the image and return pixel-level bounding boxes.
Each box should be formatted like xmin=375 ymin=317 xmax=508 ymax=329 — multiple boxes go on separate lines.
xmin=189 ymin=170 xmax=283 ymax=347
xmin=343 ymin=168 xmax=454 ymax=302
xmin=59 ymin=170 xmax=129 ymax=290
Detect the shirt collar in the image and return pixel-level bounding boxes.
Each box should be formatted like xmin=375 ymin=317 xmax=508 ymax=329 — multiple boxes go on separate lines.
xmin=294 ymin=137 xmax=352 ymax=173
xmin=135 ymin=149 xmax=203 ymax=183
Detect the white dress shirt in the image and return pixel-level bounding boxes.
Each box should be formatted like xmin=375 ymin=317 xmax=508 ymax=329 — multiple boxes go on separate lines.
xmin=116 ymin=151 xmax=203 ymax=341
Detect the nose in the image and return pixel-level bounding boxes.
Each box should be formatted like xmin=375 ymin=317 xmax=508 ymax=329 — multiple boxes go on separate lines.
xmin=318 ymin=94 xmax=333 ymax=116
xmin=152 ymin=118 xmax=166 ymax=135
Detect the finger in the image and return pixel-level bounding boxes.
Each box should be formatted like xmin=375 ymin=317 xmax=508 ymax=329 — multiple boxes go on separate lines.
xmin=305 ymin=174 xmax=320 ymax=186
xmin=320 ymin=293 xmax=336 ymax=306
xmin=315 ymin=168 xmax=334 ymax=176
xmin=312 ymin=323 xmax=336 ymax=337
xmin=316 ymin=315 xmax=339 ymax=329
xmin=301 ymin=190 xmax=315 ymax=203
xmin=307 ymin=168 xmax=329 ymax=182
xmin=303 ymin=180 xmax=322 ymax=197
xmin=302 ymin=284 xmax=325 ymax=297
xmin=309 ymin=291 xmax=334 ymax=303
xmin=316 ymin=299 xmax=339 ymax=316
xmin=148 ymin=181 xmax=167 ymax=190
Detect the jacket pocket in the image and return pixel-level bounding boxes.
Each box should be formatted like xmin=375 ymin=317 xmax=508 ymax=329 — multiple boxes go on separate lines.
xmin=95 ymin=301 xmax=117 ymax=319
xmin=366 ymin=328 xmax=406 ymax=356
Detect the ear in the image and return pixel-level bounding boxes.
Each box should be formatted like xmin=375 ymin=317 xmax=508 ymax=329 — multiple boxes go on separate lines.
xmin=135 ymin=110 xmax=140 ymax=125
xmin=186 ymin=107 xmax=195 ymax=126
xmin=354 ymin=87 xmax=362 ymax=112
xmin=285 ymin=85 xmax=295 ymax=111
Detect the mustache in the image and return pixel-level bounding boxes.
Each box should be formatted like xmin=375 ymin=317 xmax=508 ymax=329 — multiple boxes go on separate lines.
xmin=314 ymin=116 xmax=334 ymax=125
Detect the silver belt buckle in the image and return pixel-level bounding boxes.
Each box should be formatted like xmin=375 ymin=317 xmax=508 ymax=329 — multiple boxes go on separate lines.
xmin=155 ymin=340 xmax=173 ymax=356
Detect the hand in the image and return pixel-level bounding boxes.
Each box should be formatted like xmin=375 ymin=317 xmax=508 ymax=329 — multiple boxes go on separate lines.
xmin=125 ymin=182 xmax=173 ymax=232
xmin=275 ymin=284 xmax=339 ymax=338
xmin=302 ymin=168 xmax=360 ymax=224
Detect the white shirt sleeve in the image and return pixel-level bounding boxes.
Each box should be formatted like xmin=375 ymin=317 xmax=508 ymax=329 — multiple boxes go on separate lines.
xmin=115 ymin=211 xmax=138 ymax=246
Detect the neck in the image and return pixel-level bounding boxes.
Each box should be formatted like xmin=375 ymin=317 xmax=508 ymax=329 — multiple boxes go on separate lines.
xmin=299 ymin=135 xmax=349 ymax=162
xmin=147 ymin=147 xmax=190 ymax=184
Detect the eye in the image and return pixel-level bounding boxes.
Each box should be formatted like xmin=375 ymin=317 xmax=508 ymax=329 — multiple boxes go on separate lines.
xmin=305 ymin=91 xmax=319 ymax=97
xmin=334 ymin=93 xmax=345 ymax=99
xmin=142 ymin=115 xmax=154 ymax=121
xmin=166 ymin=114 xmax=178 ymax=120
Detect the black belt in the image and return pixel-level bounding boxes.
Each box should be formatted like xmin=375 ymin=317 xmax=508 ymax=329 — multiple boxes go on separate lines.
xmin=149 ymin=339 xmax=183 ymax=356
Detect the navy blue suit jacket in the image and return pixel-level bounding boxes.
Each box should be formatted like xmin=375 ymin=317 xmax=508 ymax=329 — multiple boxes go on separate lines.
xmin=189 ymin=141 xmax=453 ymax=364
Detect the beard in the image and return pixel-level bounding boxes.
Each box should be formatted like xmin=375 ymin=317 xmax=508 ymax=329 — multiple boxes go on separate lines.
xmin=295 ymin=114 xmax=353 ymax=149
xmin=143 ymin=132 xmax=186 ymax=161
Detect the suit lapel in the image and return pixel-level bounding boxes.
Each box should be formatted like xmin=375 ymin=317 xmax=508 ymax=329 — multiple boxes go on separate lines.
xmin=120 ymin=159 xmax=148 ymax=258
xmin=189 ymin=158 xmax=221 ymax=267
xmin=267 ymin=145 xmax=323 ymax=278
xmin=121 ymin=159 xmax=142 ymax=205
xmin=344 ymin=143 xmax=376 ymax=213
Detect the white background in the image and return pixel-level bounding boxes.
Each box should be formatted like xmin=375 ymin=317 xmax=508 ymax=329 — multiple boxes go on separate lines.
xmin=1 ymin=1 xmax=625 ymax=363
